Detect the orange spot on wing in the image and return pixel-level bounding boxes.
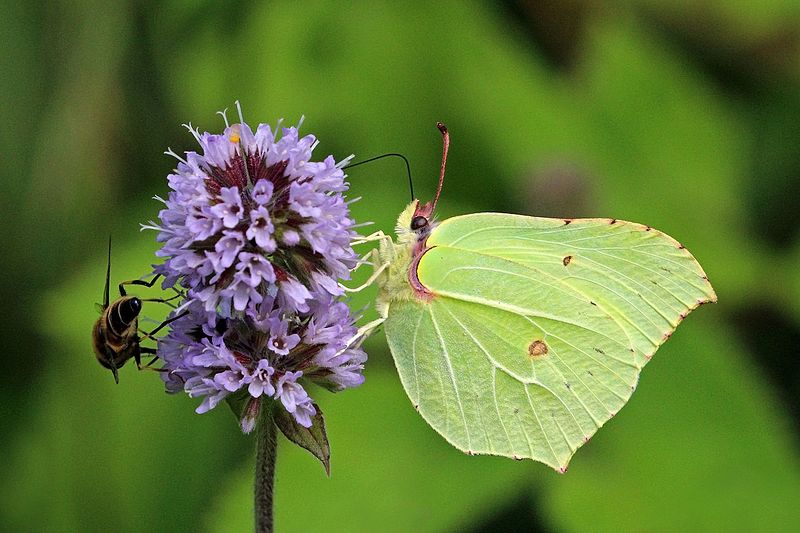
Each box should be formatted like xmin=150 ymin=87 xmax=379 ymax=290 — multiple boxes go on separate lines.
xmin=528 ymin=340 xmax=548 ymax=358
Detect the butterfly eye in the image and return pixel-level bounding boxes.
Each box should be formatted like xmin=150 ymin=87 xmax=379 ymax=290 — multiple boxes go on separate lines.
xmin=411 ymin=216 xmax=428 ymax=231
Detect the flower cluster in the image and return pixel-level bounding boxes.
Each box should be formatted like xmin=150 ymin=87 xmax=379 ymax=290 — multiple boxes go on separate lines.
xmin=147 ymin=107 xmax=367 ymax=431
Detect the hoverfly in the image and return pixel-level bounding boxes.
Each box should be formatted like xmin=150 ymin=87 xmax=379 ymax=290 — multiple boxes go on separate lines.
xmin=92 ymin=238 xmax=186 ymax=383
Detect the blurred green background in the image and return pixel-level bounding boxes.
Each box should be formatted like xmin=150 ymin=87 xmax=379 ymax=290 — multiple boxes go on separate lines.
xmin=2 ymin=0 xmax=800 ymax=531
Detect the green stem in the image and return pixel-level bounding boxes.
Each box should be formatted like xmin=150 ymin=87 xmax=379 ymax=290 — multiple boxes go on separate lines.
xmin=255 ymin=403 xmax=278 ymax=533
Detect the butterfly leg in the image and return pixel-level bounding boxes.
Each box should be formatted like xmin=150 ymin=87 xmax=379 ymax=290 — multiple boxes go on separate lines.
xmin=341 ymin=249 xmax=390 ymax=293
xmin=351 ymin=230 xmax=391 ymax=246
xmin=348 ymin=248 xmax=379 ymax=277
xmin=348 ymin=230 xmax=395 ymax=278
xmin=357 ymin=317 xmax=385 ymax=341
xmin=342 ymin=263 xmax=390 ymax=292
xmin=338 ymin=317 xmax=386 ymax=355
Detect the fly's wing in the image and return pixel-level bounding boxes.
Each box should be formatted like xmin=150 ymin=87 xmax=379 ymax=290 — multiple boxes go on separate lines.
xmin=384 ymin=213 xmax=715 ymax=471
xmin=102 ymin=236 xmax=112 ymax=309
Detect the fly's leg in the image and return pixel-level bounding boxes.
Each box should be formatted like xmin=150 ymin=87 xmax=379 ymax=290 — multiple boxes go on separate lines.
xmin=135 ymin=310 xmax=190 ymax=370
xmin=119 ymin=274 xmax=185 ymax=304
xmin=138 ymin=310 xmax=189 ymax=342
xmin=140 ymin=291 xmax=184 ymax=309
xmin=137 ymin=346 xmax=168 ymax=372
xmin=119 ymin=273 xmax=162 ymax=296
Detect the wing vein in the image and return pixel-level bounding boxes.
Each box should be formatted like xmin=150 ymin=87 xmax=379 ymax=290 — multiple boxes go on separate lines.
xmin=522 ymin=319 xmax=602 ymax=430
xmin=522 ymin=383 xmax=561 ymax=466
xmin=435 ymin=282 xmax=632 ymax=354
xmin=409 ymin=307 xmax=425 ymax=404
xmin=428 ymin=305 xmax=472 ymax=451
xmin=477 ymin=245 xmax=680 ymax=331
xmin=490 ymin=366 xmax=514 ymax=453
xmin=438 ymin=304 xmax=496 ymax=452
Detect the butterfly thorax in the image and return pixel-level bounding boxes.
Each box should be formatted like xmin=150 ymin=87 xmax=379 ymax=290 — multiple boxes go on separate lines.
xmin=376 ymin=202 xmax=436 ymax=317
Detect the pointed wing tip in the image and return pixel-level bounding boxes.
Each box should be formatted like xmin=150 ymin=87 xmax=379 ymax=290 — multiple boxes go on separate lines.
xmin=700 ymin=274 xmax=718 ymax=304
xmin=679 ymin=279 xmax=717 ymax=320
xmin=707 ymin=284 xmax=719 ymax=304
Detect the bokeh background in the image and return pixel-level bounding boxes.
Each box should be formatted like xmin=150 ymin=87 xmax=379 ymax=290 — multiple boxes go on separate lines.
xmin=2 ymin=1 xmax=800 ymax=531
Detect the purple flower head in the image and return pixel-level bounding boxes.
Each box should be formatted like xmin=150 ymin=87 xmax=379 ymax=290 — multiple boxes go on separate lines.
xmin=281 ymin=229 xmax=300 ymax=246
xmin=215 ymin=370 xmax=246 ymax=393
xmin=223 ymin=276 xmax=264 ymax=312
xmin=147 ymin=106 xmax=360 ymax=316
xmin=186 ymin=207 xmax=222 ymax=241
xmin=149 ymin=104 xmax=368 ymax=431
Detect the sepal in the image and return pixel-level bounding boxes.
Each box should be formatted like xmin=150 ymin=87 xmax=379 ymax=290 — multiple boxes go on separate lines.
xmin=274 ymin=402 xmax=331 ymax=475
xmin=225 ymin=389 xmax=258 ymax=433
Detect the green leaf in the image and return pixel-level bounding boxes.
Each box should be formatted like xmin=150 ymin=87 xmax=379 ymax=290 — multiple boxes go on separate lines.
xmin=274 ymin=402 xmax=331 ymax=476
xmin=383 ymin=213 xmax=716 ymax=470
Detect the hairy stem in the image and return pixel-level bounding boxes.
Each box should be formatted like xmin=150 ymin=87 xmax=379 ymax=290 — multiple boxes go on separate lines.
xmin=255 ymin=403 xmax=278 ymax=533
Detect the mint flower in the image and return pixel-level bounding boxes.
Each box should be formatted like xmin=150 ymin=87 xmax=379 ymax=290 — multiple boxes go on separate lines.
xmin=147 ymin=105 xmax=367 ymax=430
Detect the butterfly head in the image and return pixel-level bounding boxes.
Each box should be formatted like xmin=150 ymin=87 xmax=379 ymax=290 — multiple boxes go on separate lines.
xmin=394 ymin=123 xmax=449 ymax=244
xmin=395 ymin=201 xmax=428 ymax=243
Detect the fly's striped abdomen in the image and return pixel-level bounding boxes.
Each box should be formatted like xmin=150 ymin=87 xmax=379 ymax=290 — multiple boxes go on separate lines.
xmin=93 ymin=296 xmax=143 ymax=378
xmin=105 ymin=296 xmax=142 ymax=340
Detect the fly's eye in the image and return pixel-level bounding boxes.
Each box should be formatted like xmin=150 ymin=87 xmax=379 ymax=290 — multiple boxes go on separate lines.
xmin=411 ymin=216 xmax=428 ymax=231
xmin=120 ymin=297 xmax=142 ymax=323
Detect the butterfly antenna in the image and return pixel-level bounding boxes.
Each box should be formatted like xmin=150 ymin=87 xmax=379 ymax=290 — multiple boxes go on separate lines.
xmin=431 ymin=122 xmax=449 ymax=213
xmin=346 ymin=153 xmax=414 ymax=201
xmin=103 ymin=235 xmax=112 ymax=309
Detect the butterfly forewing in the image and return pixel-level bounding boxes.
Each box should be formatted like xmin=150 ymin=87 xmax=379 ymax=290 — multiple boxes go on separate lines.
xmin=427 ymin=213 xmax=715 ymax=357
